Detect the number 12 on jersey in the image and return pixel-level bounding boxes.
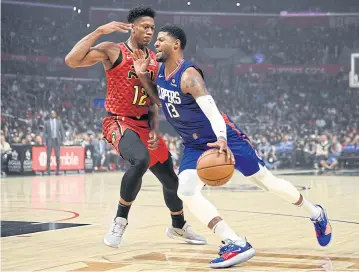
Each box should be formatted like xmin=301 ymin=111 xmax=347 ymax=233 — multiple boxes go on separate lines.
xmin=132 ymin=86 xmax=148 ymax=106
xmin=165 ymin=103 xmax=180 ymax=118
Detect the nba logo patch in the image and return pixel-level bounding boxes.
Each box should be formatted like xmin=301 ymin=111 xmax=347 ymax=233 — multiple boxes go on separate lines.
xmin=171 ymin=78 xmax=177 ymax=87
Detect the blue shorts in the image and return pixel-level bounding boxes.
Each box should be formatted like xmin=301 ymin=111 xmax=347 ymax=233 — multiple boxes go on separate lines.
xmin=179 ymin=131 xmax=265 ymax=177
xmin=327 ymin=155 xmax=338 ymax=164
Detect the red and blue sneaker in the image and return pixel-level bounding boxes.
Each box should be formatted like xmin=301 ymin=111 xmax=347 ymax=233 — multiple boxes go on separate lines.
xmin=311 ymin=204 xmax=332 ymax=247
xmin=210 ymin=239 xmax=256 ymax=269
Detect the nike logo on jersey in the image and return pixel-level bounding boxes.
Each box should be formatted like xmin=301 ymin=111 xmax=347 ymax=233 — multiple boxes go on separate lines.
xmin=159 ymin=75 xmax=164 ymax=78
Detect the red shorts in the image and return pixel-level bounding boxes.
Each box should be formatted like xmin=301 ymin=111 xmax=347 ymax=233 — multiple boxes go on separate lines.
xmin=103 ymin=115 xmax=169 ymax=168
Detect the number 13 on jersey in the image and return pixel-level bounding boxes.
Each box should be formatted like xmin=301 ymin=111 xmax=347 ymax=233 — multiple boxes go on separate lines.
xmin=165 ymin=102 xmax=180 ymax=118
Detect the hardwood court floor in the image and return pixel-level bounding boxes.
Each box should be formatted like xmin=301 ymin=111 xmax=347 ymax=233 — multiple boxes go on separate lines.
xmin=1 ymin=170 xmax=359 ymax=271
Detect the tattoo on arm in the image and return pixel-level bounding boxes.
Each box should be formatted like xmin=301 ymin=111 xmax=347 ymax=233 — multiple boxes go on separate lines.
xmin=184 ymin=75 xmax=203 ymax=88
xmin=181 ymin=68 xmax=208 ymax=99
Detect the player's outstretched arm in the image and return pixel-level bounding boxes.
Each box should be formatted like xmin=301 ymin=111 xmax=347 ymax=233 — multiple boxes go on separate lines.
xmin=148 ymin=103 xmax=160 ymax=132
xmin=65 ymin=21 xmax=131 ymax=68
xmin=138 ymin=73 xmax=161 ymax=106
xmin=132 ymin=49 xmax=161 ymax=106
xmin=181 ymin=68 xmax=234 ymax=162
xmin=138 ymin=74 xmax=161 ymax=106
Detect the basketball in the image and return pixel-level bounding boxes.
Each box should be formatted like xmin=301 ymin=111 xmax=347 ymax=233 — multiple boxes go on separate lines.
xmin=196 ymin=149 xmax=235 ymax=186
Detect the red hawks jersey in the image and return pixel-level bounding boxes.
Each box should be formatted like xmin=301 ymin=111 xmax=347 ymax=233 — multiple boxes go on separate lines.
xmin=105 ymin=42 xmax=158 ymax=117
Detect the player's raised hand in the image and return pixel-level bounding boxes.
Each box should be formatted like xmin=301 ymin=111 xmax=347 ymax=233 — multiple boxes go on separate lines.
xmin=97 ymin=21 xmax=132 ymax=35
xmin=132 ymin=49 xmax=150 ymax=74
xmin=207 ymin=137 xmax=235 ymax=164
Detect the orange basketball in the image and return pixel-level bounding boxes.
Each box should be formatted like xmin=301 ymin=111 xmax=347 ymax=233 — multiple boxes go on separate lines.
xmin=196 ymin=149 xmax=235 ymax=187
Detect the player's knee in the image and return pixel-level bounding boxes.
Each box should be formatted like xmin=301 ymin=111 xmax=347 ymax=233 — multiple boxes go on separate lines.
xmin=177 ymin=183 xmax=200 ymax=208
xmin=177 ymin=171 xmax=220 ymax=225
xmin=163 ymin=175 xmax=178 ymax=191
xmin=177 ymin=169 xmax=204 ymax=199
xmin=159 ymin=172 xmax=178 ymax=196
xmin=150 ymin=155 xmax=178 ymax=190
xmin=177 ymin=186 xmax=195 ymax=201
xmin=177 ymin=172 xmax=194 ymax=198
xmin=133 ymin=151 xmax=150 ymax=171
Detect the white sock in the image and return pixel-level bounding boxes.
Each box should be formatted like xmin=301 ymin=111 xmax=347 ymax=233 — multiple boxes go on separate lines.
xmin=213 ymin=220 xmax=245 ymax=245
xmin=299 ymin=197 xmax=321 ymax=220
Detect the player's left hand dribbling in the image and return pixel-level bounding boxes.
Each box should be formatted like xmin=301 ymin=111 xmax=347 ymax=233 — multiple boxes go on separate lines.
xmin=148 ymin=130 xmax=159 ymax=150
xmin=207 ymin=138 xmax=235 ymax=164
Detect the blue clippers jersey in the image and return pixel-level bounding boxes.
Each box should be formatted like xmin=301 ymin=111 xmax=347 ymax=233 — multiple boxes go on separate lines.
xmin=156 ymin=60 xmax=221 ymax=147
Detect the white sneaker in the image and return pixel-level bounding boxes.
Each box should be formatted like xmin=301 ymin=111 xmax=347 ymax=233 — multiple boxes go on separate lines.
xmin=103 ymin=217 xmax=128 ymax=248
xmin=166 ymin=222 xmax=207 ymax=245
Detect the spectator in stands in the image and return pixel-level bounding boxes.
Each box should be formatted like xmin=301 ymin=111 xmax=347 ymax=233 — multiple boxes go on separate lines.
xmin=97 ymin=132 xmax=108 ymax=171
xmin=0 ymin=134 xmax=12 ymax=175
xmin=89 ymin=132 xmax=100 ymax=171
xmin=1 ymin=135 xmax=11 ymax=154
xmin=352 ymin=135 xmax=359 ymax=146
xmin=106 ymin=144 xmax=122 ymax=171
xmin=34 ymin=135 xmax=42 ymax=145
xmin=322 ymin=136 xmax=342 ymax=170
xmin=314 ymin=135 xmax=330 ymax=170
xmin=168 ymin=140 xmax=179 ymax=169
xmin=303 ymin=135 xmax=317 ymax=166
xmin=90 ymin=132 xmax=108 ymax=171
xmin=257 ymin=136 xmax=272 ymax=162
xmin=258 ymin=137 xmax=281 ymax=170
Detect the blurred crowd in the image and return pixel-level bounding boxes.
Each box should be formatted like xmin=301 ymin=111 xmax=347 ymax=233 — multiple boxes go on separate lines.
xmin=2 ymin=3 xmax=359 ymax=66
xmin=1 ymin=1 xmax=359 ymax=171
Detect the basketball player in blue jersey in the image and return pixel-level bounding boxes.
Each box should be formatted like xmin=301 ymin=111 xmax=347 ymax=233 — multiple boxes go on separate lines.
xmin=132 ymin=25 xmax=332 ymax=269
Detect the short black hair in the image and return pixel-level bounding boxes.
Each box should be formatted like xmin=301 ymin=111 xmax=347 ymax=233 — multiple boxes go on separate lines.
xmin=159 ymin=24 xmax=187 ymax=50
xmin=127 ymin=5 xmax=156 ymax=23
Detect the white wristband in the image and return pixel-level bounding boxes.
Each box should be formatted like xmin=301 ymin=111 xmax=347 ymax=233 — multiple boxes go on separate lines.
xmin=196 ymin=95 xmax=227 ymax=140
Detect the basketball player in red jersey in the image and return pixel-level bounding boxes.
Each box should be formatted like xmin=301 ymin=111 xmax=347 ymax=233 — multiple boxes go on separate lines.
xmin=65 ymin=5 xmax=205 ymax=248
